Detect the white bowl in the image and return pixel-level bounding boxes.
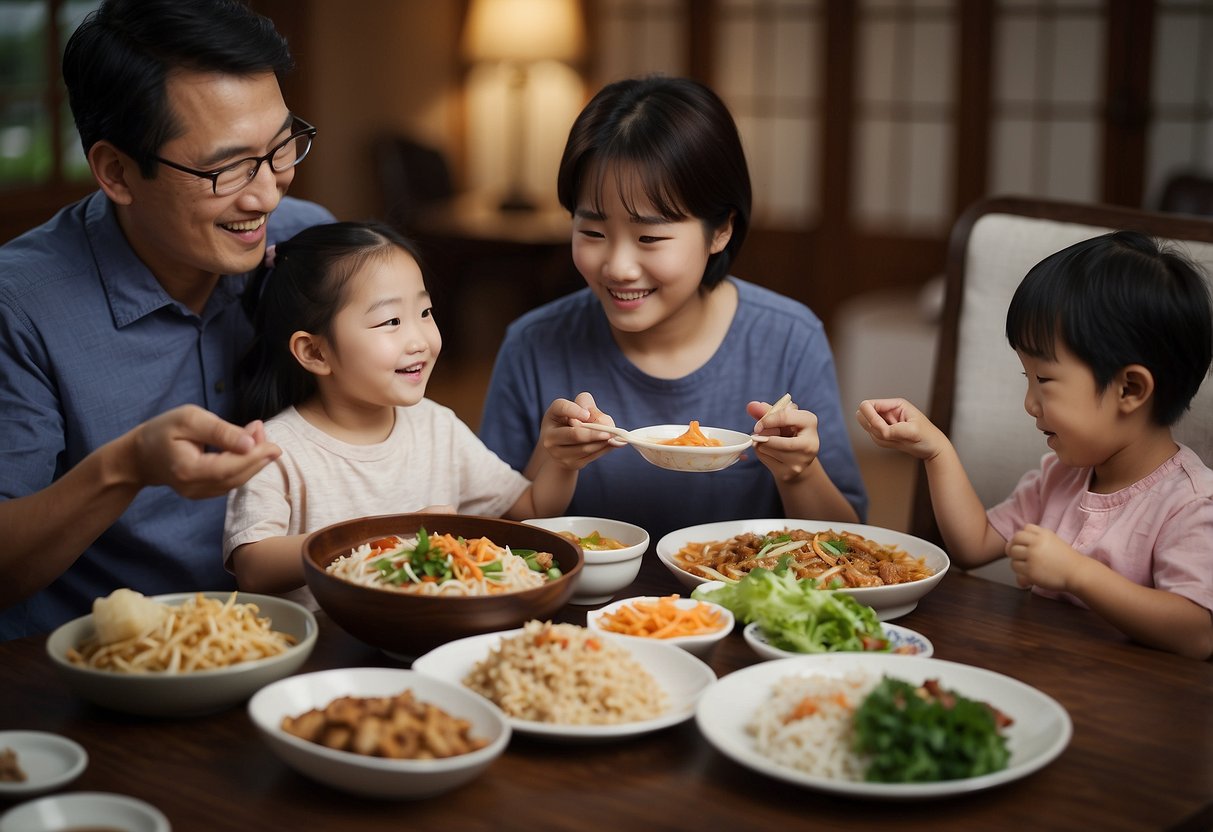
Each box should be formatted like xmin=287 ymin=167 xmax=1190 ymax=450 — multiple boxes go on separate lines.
xmin=624 ymin=424 xmax=754 ymax=473
xmin=586 ymin=596 xmax=735 ymax=659
xmin=0 ymin=732 xmax=87 ymax=799
xmin=0 ymin=792 xmax=170 ymax=832
xmin=742 ymin=621 xmax=935 ymax=660
xmin=658 ymin=519 xmax=950 ymax=620
xmin=247 ymin=667 xmax=510 ymax=799
xmin=521 ymin=516 xmax=648 ymax=604
xmin=45 ymin=591 xmax=318 ymax=717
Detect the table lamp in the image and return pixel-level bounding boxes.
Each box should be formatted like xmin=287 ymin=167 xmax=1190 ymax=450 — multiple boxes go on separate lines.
xmin=462 ymin=0 xmax=585 ymax=212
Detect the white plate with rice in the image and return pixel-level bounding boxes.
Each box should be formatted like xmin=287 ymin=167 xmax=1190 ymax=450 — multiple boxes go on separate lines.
xmin=696 ymin=653 xmax=1071 ymax=799
xmin=412 ymin=623 xmax=717 ymax=742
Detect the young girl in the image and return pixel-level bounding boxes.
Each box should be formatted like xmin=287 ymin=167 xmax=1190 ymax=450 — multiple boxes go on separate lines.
xmin=479 ymin=76 xmax=867 ymax=544
xmin=857 ymin=231 xmax=1213 ymax=659
xmin=224 ymin=221 xmax=579 ymax=601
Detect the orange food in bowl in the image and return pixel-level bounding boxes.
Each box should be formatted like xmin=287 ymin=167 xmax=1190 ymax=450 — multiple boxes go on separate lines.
xmin=595 ymin=595 xmax=725 ymax=638
xmin=658 ymin=421 xmax=723 ymax=447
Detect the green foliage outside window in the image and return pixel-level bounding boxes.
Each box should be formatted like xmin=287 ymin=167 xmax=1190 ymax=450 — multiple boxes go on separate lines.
xmin=0 ymin=0 xmax=98 ymax=188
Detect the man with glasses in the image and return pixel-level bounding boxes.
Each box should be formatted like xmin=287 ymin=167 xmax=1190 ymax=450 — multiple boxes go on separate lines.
xmin=0 ymin=0 xmax=334 ymax=637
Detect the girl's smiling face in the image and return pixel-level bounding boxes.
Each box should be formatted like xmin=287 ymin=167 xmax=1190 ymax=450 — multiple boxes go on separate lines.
xmin=1017 ymin=339 xmax=1123 ymax=468
xmin=571 ymin=164 xmax=732 ymax=336
xmin=311 ymin=247 xmax=441 ymax=414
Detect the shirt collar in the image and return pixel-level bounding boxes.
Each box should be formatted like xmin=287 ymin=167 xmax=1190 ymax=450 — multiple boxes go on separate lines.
xmin=84 ymin=192 xmax=245 ymax=328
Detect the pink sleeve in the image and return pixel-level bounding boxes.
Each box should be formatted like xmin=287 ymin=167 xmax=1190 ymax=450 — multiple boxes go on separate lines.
xmin=986 ymin=465 xmax=1046 ymax=541
xmin=1153 ymin=497 xmax=1213 ymax=613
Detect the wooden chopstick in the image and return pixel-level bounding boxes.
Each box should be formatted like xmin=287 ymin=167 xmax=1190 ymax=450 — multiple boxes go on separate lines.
xmin=751 ymin=393 xmax=792 ymax=443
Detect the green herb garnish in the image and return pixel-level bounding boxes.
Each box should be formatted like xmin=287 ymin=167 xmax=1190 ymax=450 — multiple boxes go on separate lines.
xmin=853 ymin=677 xmax=1011 ymax=782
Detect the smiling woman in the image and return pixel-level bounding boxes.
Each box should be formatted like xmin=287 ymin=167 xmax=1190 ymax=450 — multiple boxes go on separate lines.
xmin=479 ymin=76 xmax=867 ymax=544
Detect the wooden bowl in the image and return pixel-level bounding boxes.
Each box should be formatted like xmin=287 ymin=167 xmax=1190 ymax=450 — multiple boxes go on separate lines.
xmin=302 ymin=513 xmax=583 ymax=658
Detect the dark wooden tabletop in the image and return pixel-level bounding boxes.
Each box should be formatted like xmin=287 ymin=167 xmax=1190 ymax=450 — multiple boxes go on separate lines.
xmin=2 ymin=556 xmax=1210 ymax=832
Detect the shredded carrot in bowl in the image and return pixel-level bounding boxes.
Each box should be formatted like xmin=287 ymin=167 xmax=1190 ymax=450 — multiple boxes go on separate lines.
xmin=659 ymin=421 xmax=724 ymax=447
xmin=596 ymin=595 xmax=725 ymax=638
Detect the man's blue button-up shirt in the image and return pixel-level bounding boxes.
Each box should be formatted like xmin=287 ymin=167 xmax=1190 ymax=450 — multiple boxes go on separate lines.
xmin=0 ymin=190 xmax=333 ymax=638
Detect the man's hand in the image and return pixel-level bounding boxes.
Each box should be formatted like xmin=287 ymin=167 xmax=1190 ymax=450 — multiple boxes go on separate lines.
xmin=129 ymin=405 xmax=281 ymax=498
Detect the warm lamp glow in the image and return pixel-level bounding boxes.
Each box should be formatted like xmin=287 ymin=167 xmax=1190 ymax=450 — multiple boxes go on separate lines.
xmin=462 ymin=0 xmax=585 ymax=63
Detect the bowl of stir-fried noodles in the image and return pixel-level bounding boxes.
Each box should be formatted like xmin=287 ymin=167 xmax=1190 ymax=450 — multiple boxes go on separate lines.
xmin=655 ymin=519 xmax=949 ymax=620
xmin=303 ymin=514 xmax=583 ymax=657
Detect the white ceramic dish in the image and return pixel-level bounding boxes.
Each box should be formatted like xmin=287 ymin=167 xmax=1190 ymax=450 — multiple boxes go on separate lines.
xmin=0 ymin=791 xmax=171 ymax=832
xmin=0 ymin=732 xmax=87 ymax=799
xmin=521 ymin=516 xmax=648 ymax=604
xmin=620 ymin=424 xmax=754 ymax=473
xmin=412 ymin=628 xmax=717 ymax=742
xmin=696 ymin=653 xmax=1071 ymax=799
xmin=657 ymin=519 xmax=950 ymax=620
xmin=742 ymin=621 xmax=934 ymax=660
xmin=46 ymin=591 xmax=318 ymax=717
xmin=586 ymin=596 xmax=734 ymax=660
xmin=248 ymin=667 xmax=510 ymax=800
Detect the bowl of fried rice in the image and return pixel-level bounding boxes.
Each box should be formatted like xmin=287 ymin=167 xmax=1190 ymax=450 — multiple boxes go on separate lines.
xmin=303 ymin=514 xmax=584 ymax=658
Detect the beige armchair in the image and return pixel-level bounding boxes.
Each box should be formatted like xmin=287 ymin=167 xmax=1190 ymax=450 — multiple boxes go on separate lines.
xmin=910 ymin=196 xmax=1213 ymax=584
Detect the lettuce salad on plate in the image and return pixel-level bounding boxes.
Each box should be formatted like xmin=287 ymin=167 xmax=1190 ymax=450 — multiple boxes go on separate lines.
xmin=690 ymin=559 xmax=889 ymax=653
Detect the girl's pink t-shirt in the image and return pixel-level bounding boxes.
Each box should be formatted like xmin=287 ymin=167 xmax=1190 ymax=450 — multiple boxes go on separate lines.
xmin=986 ymin=444 xmax=1213 ymax=613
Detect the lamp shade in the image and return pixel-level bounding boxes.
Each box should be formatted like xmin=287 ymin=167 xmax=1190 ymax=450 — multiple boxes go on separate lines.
xmin=462 ymin=0 xmax=586 ymax=63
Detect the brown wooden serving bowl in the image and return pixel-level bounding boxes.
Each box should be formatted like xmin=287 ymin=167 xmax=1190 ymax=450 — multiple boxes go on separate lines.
xmin=302 ymin=513 xmax=584 ymax=658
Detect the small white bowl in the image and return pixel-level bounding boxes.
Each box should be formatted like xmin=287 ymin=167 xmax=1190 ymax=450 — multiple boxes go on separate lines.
xmin=624 ymin=424 xmax=754 ymax=473
xmin=0 ymin=792 xmax=170 ymax=832
xmin=586 ymin=596 xmax=734 ymax=660
xmin=522 ymin=517 xmax=648 ymax=605
xmin=46 ymin=591 xmax=318 ymax=717
xmin=658 ymin=519 xmax=951 ymax=620
xmin=0 ymin=732 xmax=87 ymax=799
xmin=742 ymin=621 xmax=935 ymax=660
xmin=248 ymin=667 xmax=510 ymax=799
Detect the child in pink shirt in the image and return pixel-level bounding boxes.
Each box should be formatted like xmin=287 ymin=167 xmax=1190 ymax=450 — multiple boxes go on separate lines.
xmin=857 ymin=231 xmax=1213 ymax=659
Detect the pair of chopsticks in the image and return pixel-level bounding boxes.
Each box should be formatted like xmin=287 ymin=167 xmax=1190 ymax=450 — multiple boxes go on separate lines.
xmin=750 ymin=393 xmax=792 ymax=443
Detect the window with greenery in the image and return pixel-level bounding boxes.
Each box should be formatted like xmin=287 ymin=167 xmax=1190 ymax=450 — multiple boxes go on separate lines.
xmin=0 ymin=0 xmax=99 ymax=190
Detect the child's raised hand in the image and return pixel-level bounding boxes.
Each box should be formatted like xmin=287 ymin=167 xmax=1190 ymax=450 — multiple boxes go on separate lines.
xmin=855 ymin=398 xmax=947 ymax=461
xmin=1005 ymin=524 xmax=1088 ymax=592
xmin=746 ymin=398 xmax=820 ymax=482
xmin=540 ymin=391 xmax=618 ymax=470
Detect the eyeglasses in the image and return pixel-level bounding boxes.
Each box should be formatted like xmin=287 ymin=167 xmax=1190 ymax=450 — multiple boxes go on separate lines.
xmin=152 ymin=117 xmax=317 ymax=196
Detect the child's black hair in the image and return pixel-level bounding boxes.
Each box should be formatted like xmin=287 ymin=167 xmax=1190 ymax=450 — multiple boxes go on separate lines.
xmin=1005 ymin=230 xmax=1213 ymax=426
xmin=237 ymin=221 xmax=425 ymax=424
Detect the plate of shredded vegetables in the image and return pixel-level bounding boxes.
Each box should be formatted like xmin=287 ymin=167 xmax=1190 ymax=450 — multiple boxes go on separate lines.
xmin=697 ymin=653 xmax=1070 ymax=799
xmin=586 ymin=595 xmax=734 ymax=659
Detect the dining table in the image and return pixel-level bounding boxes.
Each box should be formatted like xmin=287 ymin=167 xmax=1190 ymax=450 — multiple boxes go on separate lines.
xmin=2 ymin=553 xmax=1210 ymax=832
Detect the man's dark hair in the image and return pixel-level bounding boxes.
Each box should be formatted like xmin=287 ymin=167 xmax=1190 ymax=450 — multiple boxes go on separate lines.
xmin=63 ymin=0 xmax=293 ymax=177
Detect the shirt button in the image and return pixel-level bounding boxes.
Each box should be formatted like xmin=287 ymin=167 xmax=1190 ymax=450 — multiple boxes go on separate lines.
xmin=214 ymin=380 xmax=226 ymax=394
